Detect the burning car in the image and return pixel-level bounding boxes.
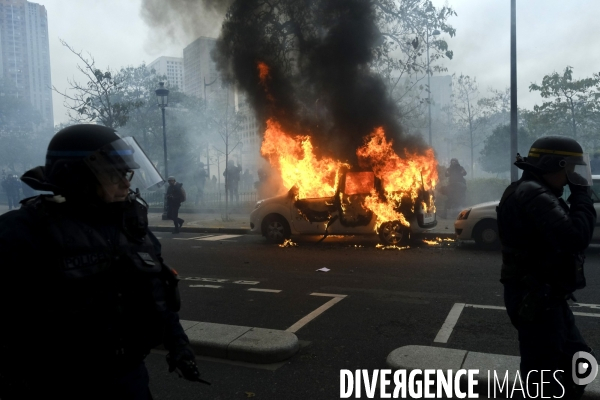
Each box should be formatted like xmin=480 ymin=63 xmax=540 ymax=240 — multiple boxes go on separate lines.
xmin=250 ymin=169 xmax=437 ymax=245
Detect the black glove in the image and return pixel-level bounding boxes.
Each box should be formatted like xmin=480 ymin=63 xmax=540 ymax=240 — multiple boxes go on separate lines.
xmin=568 ymin=182 xmax=592 ymax=197
xmin=166 ymin=346 xmax=208 ymax=384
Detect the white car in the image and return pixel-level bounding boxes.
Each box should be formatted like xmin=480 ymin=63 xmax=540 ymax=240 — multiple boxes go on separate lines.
xmin=250 ymin=171 xmax=437 ymax=245
xmin=454 ymin=176 xmax=600 ymax=248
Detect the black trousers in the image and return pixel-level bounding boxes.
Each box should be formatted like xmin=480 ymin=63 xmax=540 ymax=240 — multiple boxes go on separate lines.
xmin=504 ymin=282 xmax=591 ymax=399
xmin=167 ymin=204 xmax=183 ymax=229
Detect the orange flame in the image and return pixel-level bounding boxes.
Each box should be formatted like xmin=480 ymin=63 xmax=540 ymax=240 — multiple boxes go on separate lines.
xmin=261 ymin=119 xmax=348 ymax=198
xmin=256 ymin=61 xmax=438 ymax=229
xmin=258 ymin=61 xmax=270 ymax=81
xmin=356 ymin=127 xmax=437 ymax=226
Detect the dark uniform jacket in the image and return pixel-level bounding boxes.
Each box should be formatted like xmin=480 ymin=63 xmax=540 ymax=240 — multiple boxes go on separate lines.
xmin=497 ymin=171 xmax=596 ymax=293
xmin=166 ymin=182 xmax=185 ymax=208
xmin=0 ymin=194 xmax=189 ymax=389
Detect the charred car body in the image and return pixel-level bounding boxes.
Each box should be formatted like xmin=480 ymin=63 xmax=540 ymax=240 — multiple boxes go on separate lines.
xmin=250 ymin=170 xmax=437 ymax=245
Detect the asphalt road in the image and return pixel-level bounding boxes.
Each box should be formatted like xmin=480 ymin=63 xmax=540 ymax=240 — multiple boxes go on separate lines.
xmin=146 ymin=233 xmax=600 ymax=399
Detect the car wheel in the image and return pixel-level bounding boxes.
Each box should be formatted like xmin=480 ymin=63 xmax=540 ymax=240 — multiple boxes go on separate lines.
xmin=473 ymin=219 xmax=499 ymax=249
xmin=378 ymin=221 xmax=410 ymax=246
xmin=263 ymin=214 xmax=291 ymax=244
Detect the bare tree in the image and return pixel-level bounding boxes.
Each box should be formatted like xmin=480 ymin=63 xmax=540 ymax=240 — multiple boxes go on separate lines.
xmin=52 ymin=40 xmax=144 ymax=129
xmin=210 ymin=88 xmax=242 ymax=220
xmin=372 ymin=0 xmax=457 ymax=131
xmin=449 ymin=74 xmax=486 ymax=177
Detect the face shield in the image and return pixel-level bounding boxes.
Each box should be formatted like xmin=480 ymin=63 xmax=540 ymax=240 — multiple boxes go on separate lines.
xmin=564 ymin=154 xmax=592 ymax=186
xmin=84 ymin=137 xmax=165 ymax=192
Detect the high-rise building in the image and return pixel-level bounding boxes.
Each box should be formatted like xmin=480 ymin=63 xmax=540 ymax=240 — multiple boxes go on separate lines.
xmin=0 ymin=0 xmax=53 ymax=128
xmin=148 ymin=56 xmax=184 ymax=91
xmin=183 ymin=36 xmax=220 ymax=103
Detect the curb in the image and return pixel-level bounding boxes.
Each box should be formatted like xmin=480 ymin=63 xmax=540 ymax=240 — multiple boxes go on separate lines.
xmin=180 ymin=320 xmax=299 ymax=364
xmin=386 ymin=345 xmax=600 ymax=399
xmin=149 ymin=226 xmax=252 ymax=235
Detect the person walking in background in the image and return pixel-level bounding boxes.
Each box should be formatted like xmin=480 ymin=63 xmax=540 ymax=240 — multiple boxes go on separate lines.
xmin=211 ymin=175 xmax=217 ymax=192
xmin=223 ymin=160 xmax=242 ymax=204
xmin=193 ymin=162 xmax=208 ymax=207
xmin=1 ymin=174 xmax=12 ymax=210
xmin=444 ymin=158 xmax=467 ymax=216
xmin=166 ymin=176 xmax=186 ymax=233
xmin=2 ymin=175 xmax=21 ymax=210
xmin=590 ymin=153 xmax=600 ymax=175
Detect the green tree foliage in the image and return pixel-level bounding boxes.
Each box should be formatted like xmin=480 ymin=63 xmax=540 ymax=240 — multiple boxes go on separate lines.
xmin=528 ymin=66 xmax=600 ymax=143
xmin=479 ymin=124 xmax=535 ymax=176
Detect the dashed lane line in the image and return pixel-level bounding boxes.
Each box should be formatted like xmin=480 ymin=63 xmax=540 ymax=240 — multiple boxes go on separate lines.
xmin=189 ymin=284 xmax=222 ymax=289
xmin=247 ymin=288 xmax=282 ymax=293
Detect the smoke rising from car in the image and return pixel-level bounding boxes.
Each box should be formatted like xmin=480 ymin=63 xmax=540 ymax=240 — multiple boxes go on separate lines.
xmin=213 ymin=0 xmax=427 ymax=165
xmin=140 ymin=0 xmax=428 ymax=166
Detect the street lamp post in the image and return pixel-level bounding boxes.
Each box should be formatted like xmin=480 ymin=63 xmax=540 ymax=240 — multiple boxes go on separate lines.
xmin=510 ymin=0 xmax=518 ymax=181
xmin=155 ymin=82 xmax=170 ymax=219
xmin=427 ymin=28 xmax=441 ymax=148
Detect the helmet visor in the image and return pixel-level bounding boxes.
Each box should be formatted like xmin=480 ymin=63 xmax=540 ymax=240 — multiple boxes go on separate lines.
xmin=84 ymin=137 xmax=165 ymax=192
xmin=565 ymin=154 xmax=592 ymax=186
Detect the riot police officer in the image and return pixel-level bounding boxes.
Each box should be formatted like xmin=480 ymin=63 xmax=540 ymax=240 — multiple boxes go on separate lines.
xmin=497 ymin=136 xmax=596 ymax=399
xmin=0 ymin=125 xmax=202 ymax=399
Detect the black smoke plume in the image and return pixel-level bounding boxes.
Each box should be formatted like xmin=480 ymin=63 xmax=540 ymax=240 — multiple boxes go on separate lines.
xmin=214 ymin=0 xmax=426 ymax=164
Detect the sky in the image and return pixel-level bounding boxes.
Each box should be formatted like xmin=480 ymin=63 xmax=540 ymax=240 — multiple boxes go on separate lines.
xmin=38 ymin=0 xmax=600 ymax=127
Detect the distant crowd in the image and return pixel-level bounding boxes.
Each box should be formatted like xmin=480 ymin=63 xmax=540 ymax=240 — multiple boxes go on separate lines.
xmin=1 ymin=172 xmax=39 ymax=210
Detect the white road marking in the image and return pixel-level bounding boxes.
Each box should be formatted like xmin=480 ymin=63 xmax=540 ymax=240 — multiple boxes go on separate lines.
xmin=189 ymin=284 xmax=222 ymax=289
xmin=247 ymin=288 xmax=282 ymax=293
xmin=573 ymin=303 xmax=600 ymax=310
xmin=233 ymin=280 xmax=260 ymax=285
xmin=173 ymin=236 xmax=213 ymax=240
xmin=311 ymin=292 xmax=348 ymax=298
xmin=183 ymin=277 xmax=229 ymax=283
xmin=574 ymin=312 xmax=600 ymax=318
xmin=435 ymin=303 xmax=600 ymax=344
xmin=465 ymin=303 xmax=600 ymax=317
xmin=434 ymin=303 xmax=465 ymax=343
xmin=196 ymin=234 xmax=241 ymax=241
xmin=285 ymin=293 xmax=347 ymax=333
xmin=464 ymin=304 xmax=505 ymax=310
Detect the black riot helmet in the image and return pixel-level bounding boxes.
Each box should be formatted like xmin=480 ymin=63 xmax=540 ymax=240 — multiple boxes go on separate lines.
xmin=22 ymin=124 xmax=164 ymax=195
xmin=515 ymin=135 xmax=592 ymax=186
xmin=44 ymin=125 xmax=123 ymax=190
